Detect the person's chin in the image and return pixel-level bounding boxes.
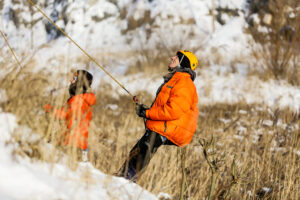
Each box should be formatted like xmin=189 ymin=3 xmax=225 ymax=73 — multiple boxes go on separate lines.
xmin=168 ymin=66 xmax=175 ymax=71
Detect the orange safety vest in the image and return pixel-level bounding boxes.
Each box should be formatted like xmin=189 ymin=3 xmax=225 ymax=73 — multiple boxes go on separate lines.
xmin=52 ymin=93 xmax=96 ymax=150
xmin=145 ymin=72 xmax=198 ymax=147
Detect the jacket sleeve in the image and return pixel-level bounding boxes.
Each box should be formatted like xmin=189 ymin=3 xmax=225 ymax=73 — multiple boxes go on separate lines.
xmin=146 ymin=81 xmax=193 ymax=121
xmin=53 ymin=106 xmax=68 ymax=119
xmin=54 ymin=97 xmax=84 ymax=119
xmin=66 ymin=96 xmax=87 ymax=119
xmin=44 ymin=103 xmax=68 ymax=119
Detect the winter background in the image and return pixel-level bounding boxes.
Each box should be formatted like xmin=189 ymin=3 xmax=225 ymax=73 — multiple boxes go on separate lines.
xmin=0 ymin=0 xmax=299 ymax=199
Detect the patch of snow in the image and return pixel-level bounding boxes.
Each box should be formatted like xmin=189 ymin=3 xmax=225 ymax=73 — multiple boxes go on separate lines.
xmin=289 ymin=12 xmax=296 ymax=18
xmin=0 ymin=157 xmax=158 ymax=200
xmin=252 ymin=134 xmax=260 ymax=143
xmin=0 ymin=112 xmax=158 ymax=200
xmin=270 ymin=147 xmax=285 ymax=153
xmin=278 ymin=138 xmax=285 ymax=144
xmin=234 ymin=135 xmax=244 ymax=140
xmin=257 ymin=25 xmax=270 ymax=33
xmin=106 ymin=104 xmax=119 ymax=111
xmin=234 ymin=63 xmax=249 ymax=76
xmin=157 ymin=192 xmax=171 ymax=199
xmin=262 ymin=120 xmax=273 ymax=127
xmin=0 ymin=112 xmax=17 ymax=143
xmin=267 ymin=130 xmax=274 ymax=135
xmin=14 ymin=126 xmax=41 ymax=143
xmin=237 ymin=126 xmax=247 ymax=134
xmin=195 ymin=71 xmax=300 ymax=111
xmin=219 ymin=118 xmax=231 ymax=124
xmin=250 ymin=13 xmax=260 ymax=25
xmin=0 ymin=90 xmax=8 ymax=104
xmin=262 ymin=187 xmax=272 ymax=193
xmin=216 ymin=0 xmax=246 ymax=9
xmin=217 ymin=128 xmax=224 ymax=133
xmin=239 ymin=110 xmax=247 ymax=115
xmin=199 ymin=112 xmax=206 ymax=117
xmin=201 ymin=16 xmax=252 ymax=65
xmin=247 ymin=190 xmax=252 ymax=196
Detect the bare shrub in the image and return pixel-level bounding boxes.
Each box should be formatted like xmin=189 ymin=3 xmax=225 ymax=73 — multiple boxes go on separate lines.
xmin=125 ymin=35 xmax=203 ymax=75
xmin=247 ymin=0 xmax=300 ymax=84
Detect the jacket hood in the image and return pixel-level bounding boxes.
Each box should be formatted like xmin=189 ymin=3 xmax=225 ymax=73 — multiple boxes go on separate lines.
xmin=81 ymin=93 xmax=96 ymax=106
xmin=175 ymin=66 xmax=196 ymax=81
xmin=68 ymin=92 xmax=96 ymax=106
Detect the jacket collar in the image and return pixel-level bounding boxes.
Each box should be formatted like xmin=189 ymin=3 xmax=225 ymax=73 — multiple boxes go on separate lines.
xmin=175 ymin=67 xmax=196 ymax=81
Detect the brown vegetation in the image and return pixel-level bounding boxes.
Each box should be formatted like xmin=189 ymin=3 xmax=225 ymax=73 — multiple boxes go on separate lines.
xmin=247 ymin=0 xmax=300 ymax=85
xmin=0 ymin=64 xmax=299 ymax=199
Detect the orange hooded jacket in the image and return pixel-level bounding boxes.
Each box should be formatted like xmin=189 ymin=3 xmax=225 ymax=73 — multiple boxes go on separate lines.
xmin=45 ymin=93 xmax=96 ymax=150
xmin=145 ymin=72 xmax=198 ymax=147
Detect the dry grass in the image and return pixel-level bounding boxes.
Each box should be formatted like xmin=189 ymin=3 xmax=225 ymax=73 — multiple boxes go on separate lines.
xmin=1 ymin=62 xmax=299 ymax=200
xmin=124 ymin=41 xmax=198 ymax=75
xmin=124 ymin=50 xmax=169 ymax=75
xmin=247 ymin=0 xmax=300 ymax=85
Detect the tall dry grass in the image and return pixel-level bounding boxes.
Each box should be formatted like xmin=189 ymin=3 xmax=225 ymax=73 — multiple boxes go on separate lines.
xmin=0 ymin=61 xmax=299 ymax=199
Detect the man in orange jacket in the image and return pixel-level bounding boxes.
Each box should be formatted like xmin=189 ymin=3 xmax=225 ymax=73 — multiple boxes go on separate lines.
xmin=119 ymin=50 xmax=199 ymax=181
xmin=44 ymin=70 xmax=96 ymax=161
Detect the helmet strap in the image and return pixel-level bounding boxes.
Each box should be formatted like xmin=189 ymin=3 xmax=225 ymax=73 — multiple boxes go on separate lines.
xmin=178 ymin=54 xmax=185 ymax=68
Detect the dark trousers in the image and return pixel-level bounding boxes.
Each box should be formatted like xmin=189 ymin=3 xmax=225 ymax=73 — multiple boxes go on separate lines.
xmin=119 ymin=129 xmax=175 ymax=181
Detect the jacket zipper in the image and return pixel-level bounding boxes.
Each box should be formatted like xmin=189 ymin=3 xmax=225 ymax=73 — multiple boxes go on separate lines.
xmin=164 ymin=121 xmax=167 ymax=132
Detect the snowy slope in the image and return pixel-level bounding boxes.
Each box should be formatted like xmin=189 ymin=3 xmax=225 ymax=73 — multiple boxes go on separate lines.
xmin=0 ymin=113 xmax=158 ymax=200
xmin=1 ymin=0 xmax=299 ymax=111
xmin=0 ymin=0 xmax=251 ymax=68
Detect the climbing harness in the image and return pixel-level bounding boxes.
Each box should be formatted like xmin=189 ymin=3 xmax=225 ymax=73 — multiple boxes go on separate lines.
xmin=26 ymin=0 xmax=138 ymax=102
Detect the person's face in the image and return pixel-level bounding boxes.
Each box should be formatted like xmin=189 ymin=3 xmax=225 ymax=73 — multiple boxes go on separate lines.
xmin=168 ymin=55 xmax=179 ymax=69
xmin=70 ymin=73 xmax=78 ymax=84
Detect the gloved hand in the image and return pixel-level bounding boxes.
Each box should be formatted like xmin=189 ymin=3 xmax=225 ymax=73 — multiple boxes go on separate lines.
xmin=135 ymin=103 xmax=148 ymax=118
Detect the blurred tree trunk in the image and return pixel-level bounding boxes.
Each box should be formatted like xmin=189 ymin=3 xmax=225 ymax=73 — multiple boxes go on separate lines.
xmin=30 ymin=5 xmax=34 ymax=49
xmin=211 ymin=0 xmax=215 ymax=32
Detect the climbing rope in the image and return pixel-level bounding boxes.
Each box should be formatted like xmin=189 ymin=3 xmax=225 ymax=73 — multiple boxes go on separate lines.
xmin=2 ymin=1 xmax=199 ymax=137
xmin=0 ymin=29 xmax=23 ymax=69
xmin=26 ymin=0 xmax=135 ymax=99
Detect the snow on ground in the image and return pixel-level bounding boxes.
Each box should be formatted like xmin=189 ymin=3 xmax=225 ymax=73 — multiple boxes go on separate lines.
xmin=0 ymin=112 xmax=158 ymax=200
xmin=197 ymin=66 xmax=300 ymax=110
xmin=201 ymin=16 xmax=252 ymax=65
xmin=0 ymin=90 xmax=8 ymax=104
xmin=0 ymin=0 xmax=252 ymax=71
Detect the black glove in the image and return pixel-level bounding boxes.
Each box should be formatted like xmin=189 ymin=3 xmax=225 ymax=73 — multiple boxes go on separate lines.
xmin=135 ymin=103 xmax=147 ymax=118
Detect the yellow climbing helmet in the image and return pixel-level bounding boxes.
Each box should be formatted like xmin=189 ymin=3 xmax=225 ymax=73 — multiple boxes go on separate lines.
xmin=177 ymin=50 xmax=198 ymax=70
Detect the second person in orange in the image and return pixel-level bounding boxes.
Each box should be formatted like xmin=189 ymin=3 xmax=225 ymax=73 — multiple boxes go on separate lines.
xmin=44 ymin=70 xmax=96 ymax=161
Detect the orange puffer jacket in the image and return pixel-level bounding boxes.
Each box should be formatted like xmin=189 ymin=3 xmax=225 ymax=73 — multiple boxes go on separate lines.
xmin=145 ymin=72 xmax=199 ymax=147
xmin=49 ymin=93 xmax=96 ymax=150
